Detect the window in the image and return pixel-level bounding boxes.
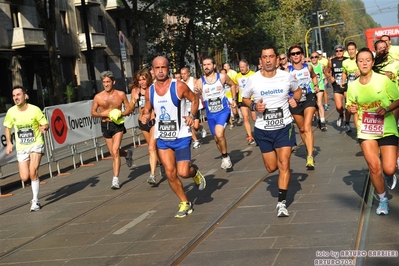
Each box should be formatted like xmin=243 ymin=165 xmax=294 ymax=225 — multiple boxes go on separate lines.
xmin=60 ymin=11 xmax=69 ymax=34
xmin=103 ymin=55 xmax=109 ymax=71
xmin=98 ymin=16 xmax=104 ymax=33
xmin=126 ymin=19 xmax=132 ymax=37
xmin=11 ymin=5 xmax=19 ymax=28
xmin=115 ymin=18 xmax=121 ymax=32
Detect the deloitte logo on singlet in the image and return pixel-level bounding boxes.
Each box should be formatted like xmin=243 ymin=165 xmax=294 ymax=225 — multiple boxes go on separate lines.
xmin=261 ymin=89 xmax=283 ymax=96
xmin=50 ymin=108 xmax=68 ymax=144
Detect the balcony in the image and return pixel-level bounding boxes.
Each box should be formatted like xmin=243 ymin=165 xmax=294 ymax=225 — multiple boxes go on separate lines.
xmin=74 ymin=0 xmax=101 ymax=6
xmin=105 ymin=0 xmax=124 ymax=10
xmin=8 ymin=28 xmax=46 ymax=49
xmin=78 ymin=32 xmax=107 ymax=51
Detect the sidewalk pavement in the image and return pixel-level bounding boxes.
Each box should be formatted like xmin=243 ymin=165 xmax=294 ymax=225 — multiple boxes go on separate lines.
xmin=0 ymin=92 xmax=398 ymax=266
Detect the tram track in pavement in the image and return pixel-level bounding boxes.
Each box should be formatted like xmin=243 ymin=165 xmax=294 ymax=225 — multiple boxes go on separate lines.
xmin=0 ymin=96 xmax=372 ymax=264
xmin=167 ymin=103 xmax=372 ymax=265
xmin=0 ymin=151 xmax=155 ymax=260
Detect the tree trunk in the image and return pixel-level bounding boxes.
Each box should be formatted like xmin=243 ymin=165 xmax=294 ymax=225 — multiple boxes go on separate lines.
xmin=34 ymin=0 xmax=63 ymax=105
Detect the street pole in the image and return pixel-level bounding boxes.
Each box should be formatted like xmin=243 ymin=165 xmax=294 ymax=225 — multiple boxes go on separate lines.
xmin=317 ymin=10 xmax=326 ymax=52
xmin=304 ymin=22 xmax=345 ymax=58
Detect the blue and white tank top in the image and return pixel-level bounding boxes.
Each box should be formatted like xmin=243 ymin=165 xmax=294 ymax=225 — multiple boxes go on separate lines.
xmin=288 ymin=64 xmax=312 ymax=102
xmin=149 ymin=79 xmax=192 ymax=140
xmin=201 ymin=73 xmax=230 ymax=113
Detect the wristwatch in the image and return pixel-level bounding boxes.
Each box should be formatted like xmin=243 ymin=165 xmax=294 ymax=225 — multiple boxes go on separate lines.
xmin=385 ymin=107 xmax=390 ymax=112
xmin=189 ymin=113 xmax=196 ymax=119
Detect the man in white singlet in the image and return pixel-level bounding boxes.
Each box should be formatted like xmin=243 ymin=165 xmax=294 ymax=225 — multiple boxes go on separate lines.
xmin=141 ymin=56 xmax=206 ymax=218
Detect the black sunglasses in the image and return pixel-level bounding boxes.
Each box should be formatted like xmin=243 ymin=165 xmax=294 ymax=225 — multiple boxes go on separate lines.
xmin=280 ymin=57 xmax=286 ymax=60
xmin=310 ymin=56 xmax=318 ymax=59
xmin=335 ymin=49 xmax=343 ymax=52
xmin=290 ymin=51 xmax=302 ymax=56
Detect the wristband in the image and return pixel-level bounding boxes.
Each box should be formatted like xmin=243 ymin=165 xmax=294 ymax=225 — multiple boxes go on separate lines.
xmin=250 ymin=102 xmax=256 ymax=111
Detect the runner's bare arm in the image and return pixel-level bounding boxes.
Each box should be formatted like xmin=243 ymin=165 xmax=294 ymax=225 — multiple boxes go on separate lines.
xmin=140 ymin=86 xmax=153 ymax=124
xmin=121 ymin=93 xmax=132 ymax=116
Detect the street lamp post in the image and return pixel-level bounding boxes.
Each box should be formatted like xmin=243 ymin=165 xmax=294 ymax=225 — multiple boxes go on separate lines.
xmin=304 ymin=22 xmax=345 ymax=58
xmin=343 ymin=34 xmax=363 ymax=46
xmin=316 ymin=10 xmax=327 ymax=52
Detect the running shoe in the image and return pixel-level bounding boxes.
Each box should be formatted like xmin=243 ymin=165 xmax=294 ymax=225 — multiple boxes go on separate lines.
xmin=191 ymin=164 xmax=206 ymax=190
xmin=246 ymin=137 xmax=255 ymax=145
xmin=237 ymin=116 xmax=243 ymax=125
xmin=276 ymin=200 xmax=289 ymax=217
xmin=385 ymin=174 xmax=397 ymax=190
xmin=306 ymin=156 xmax=315 ymax=170
xmin=175 ymin=202 xmax=193 ymax=218
xmin=229 ymin=123 xmax=235 ymax=130
xmin=125 ymin=148 xmax=133 ymax=167
xmin=324 ymin=104 xmax=329 ymax=111
xmin=317 ymin=120 xmax=322 ymax=129
xmin=30 ymin=200 xmax=41 ymax=212
xmin=147 ymin=174 xmax=156 ymax=186
xmin=320 ymin=122 xmax=327 ymax=131
xmin=201 ymin=128 xmax=207 ymax=138
xmin=111 ymin=177 xmax=120 ymax=189
xmin=345 ymin=124 xmax=352 ymax=132
xmin=336 ymin=116 xmax=343 ymax=127
xmin=221 ymin=155 xmax=233 ymax=169
xmin=376 ymin=198 xmax=389 ymax=215
xmin=192 ymin=140 xmax=201 ymax=149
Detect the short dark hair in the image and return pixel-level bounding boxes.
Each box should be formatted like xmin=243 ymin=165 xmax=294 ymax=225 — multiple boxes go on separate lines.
xmin=12 ymin=85 xmax=27 ymax=94
xmin=202 ymin=56 xmax=215 ymax=64
xmin=380 ymin=34 xmax=390 ymax=40
xmin=259 ymin=45 xmax=279 ymax=57
xmin=346 ymin=41 xmax=357 ymax=49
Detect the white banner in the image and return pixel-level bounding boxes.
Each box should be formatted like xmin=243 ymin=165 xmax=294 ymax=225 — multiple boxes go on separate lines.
xmin=44 ymin=96 xmax=138 ymax=150
xmin=0 ymin=96 xmax=139 ymax=164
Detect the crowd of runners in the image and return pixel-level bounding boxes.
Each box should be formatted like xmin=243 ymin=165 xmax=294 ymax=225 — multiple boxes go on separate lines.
xmin=5 ymin=35 xmax=399 ymax=218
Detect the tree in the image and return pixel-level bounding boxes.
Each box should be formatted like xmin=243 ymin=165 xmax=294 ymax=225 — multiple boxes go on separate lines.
xmin=34 ymin=0 xmax=63 ymax=105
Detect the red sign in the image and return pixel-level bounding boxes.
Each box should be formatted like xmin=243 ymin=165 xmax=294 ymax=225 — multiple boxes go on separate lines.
xmin=361 ymin=111 xmax=384 ymax=136
xmin=50 ymin=108 xmax=68 ymax=144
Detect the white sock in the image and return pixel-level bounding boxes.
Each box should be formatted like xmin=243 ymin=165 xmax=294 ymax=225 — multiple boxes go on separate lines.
xmin=378 ymin=191 xmax=386 ymax=201
xmin=320 ymin=118 xmax=325 ymax=123
xmin=31 ymin=179 xmax=40 ymax=202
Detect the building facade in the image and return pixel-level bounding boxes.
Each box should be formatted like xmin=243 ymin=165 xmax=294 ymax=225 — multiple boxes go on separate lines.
xmin=0 ymin=0 xmax=144 ymax=110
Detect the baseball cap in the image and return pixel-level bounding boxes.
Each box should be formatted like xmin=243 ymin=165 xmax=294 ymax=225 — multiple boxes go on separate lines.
xmin=334 ymin=45 xmax=344 ymax=50
xmin=316 ymin=50 xmax=323 ymax=55
xmin=108 ymin=109 xmax=124 ymax=125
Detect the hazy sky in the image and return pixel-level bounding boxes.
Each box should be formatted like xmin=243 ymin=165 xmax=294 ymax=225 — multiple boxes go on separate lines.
xmin=362 ymin=0 xmax=398 ymax=27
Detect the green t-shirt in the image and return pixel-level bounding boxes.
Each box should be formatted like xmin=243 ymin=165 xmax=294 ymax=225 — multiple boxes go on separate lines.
xmin=3 ymin=104 xmax=48 ymax=150
xmin=389 ymin=45 xmax=399 ymax=60
xmin=381 ymin=59 xmax=399 ymax=88
xmin=346 ymin=72 xmax=399 ymax=139
xmin=342 ymin=58 xmax=359 ymax=83
xmin=310 ymin=62 xmax=325 ymax=92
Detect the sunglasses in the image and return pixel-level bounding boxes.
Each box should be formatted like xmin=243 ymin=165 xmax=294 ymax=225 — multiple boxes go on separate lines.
xmin=280 ymin=57 xmax=286 ymax=60
xmin=290 ymin=51 xmax=302 ymax=56
xmin=335 ymin=49 xmax=343 ymax=52
xmin=310 ymin=56 xmax=319 ymax=59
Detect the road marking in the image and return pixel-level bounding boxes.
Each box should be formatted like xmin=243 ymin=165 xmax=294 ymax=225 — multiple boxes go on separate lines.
xmin=205 ymin=168 xmax=217 ymax=175
xmin=113 ymin=210 xmax=156 ymax=235
xmin=242 ymin=147 xmax=252 ymax=152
